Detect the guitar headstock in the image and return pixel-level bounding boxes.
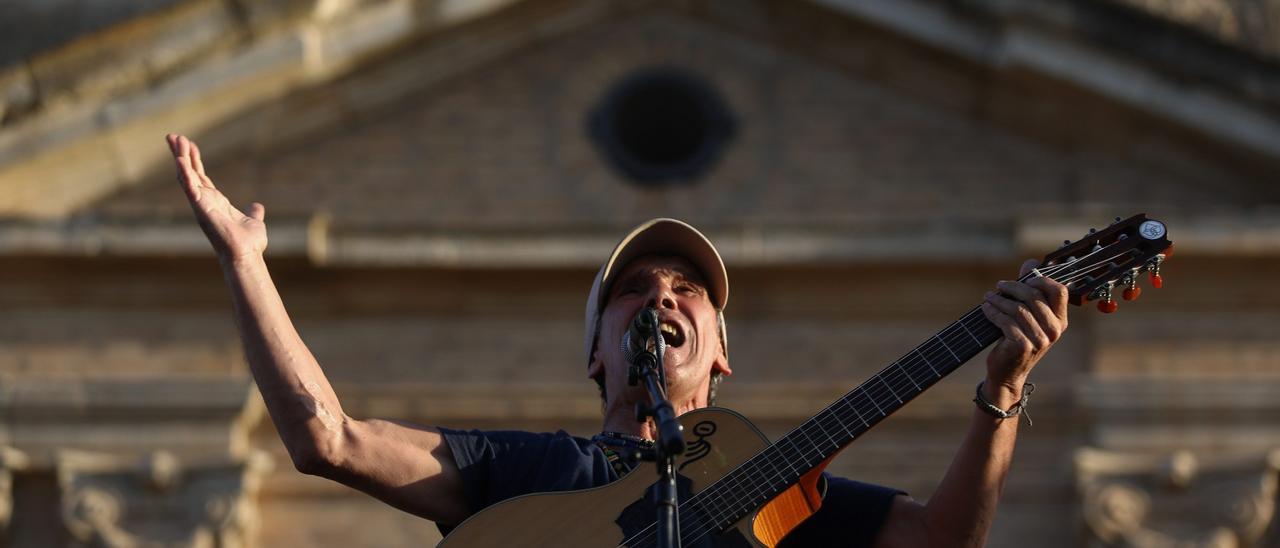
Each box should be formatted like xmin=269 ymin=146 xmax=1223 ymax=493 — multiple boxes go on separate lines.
xmin=1035 ymin=214 xmax=1173 ymax=313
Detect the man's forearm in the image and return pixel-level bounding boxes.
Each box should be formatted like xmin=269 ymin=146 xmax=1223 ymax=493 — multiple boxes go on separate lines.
xmin=219 ymin=253 xmax=347 ymax=466
xmin=922 ymin=380 xmax=1024 ymax=547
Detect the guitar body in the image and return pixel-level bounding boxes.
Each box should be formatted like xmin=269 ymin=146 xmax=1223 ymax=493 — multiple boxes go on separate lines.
xmin=438 ymin=407 xmax=833 ymax=547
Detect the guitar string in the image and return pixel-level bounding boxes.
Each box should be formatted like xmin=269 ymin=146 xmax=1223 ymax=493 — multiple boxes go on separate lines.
xmin=623 ymin=244 xmax=1143 ymax=547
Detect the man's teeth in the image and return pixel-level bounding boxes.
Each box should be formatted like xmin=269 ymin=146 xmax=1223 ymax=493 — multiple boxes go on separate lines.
xmin=660 ymin=324 xmax=682 ymax=345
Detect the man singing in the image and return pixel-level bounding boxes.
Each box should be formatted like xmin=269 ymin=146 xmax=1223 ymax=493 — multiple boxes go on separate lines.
xmin=167 ymin=133 xmax=1068 ymax=546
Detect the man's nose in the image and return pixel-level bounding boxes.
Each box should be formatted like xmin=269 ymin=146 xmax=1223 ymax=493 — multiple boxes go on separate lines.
xmin=645 ymin=285 xmax=677 ymax=310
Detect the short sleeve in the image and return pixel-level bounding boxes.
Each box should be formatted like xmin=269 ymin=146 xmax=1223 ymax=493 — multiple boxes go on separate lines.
xmin=776 ymin=474 xmax=905 ymax=547
xmin=435 ymin=428 xmax=615 ymax=535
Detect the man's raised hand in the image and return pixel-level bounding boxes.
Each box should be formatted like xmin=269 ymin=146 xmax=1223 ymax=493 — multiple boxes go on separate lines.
xmin=167 ymin=134 xmax=267 ymax=263
xmin=979 ymin=258 xmax=1069 ymax=396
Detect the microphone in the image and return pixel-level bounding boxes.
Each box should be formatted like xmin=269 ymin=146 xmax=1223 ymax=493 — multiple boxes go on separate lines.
xmin=621 ymin=307 xmax=665 ymax=365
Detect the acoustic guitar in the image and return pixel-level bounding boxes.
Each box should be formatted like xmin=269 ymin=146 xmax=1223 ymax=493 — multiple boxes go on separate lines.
xmin=440 ymin=214 xmax=1173 ymax=547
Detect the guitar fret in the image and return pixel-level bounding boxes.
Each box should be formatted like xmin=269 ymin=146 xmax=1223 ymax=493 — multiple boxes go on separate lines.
xmin=838 ymin=396 xmax=867 ymax=430
xmin=796 ymin=426 xmax=821 ymax=457
xmin=915 ymin=348 xmax=941 ymax=377
xmin=877 ymin=375 xmax=902 ymax=403
xmin=812 ymin=421 xmax=839 ymax=450
xmin=974 ymin=316 xmax=1001 ymax=342
xmin=849 ymin=396 xmax=871 ymax=428
xmin=895 ymin=361 xmax=922 ymax=391
xmin=960 ymin=320 xmax=983 ymax=346
xmin=862 ymin=386 xmax=886 ymax=416
xmin=777 ymin=437 xmax=802 ymax=475
xmin=934 ymin=334 xmax=961 ymax=363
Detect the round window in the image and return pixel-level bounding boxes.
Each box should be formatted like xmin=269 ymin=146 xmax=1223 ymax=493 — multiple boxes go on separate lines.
xmin=588 ymin=67 xmax=735 ymax=184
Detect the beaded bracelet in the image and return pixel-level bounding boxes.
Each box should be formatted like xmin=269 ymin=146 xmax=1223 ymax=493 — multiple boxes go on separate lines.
xmin=973 ymin=380 xmax=1036 ymax=426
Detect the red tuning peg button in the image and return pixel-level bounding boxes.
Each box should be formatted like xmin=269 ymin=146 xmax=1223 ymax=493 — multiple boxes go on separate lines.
xmin=1098 ymin=299 xmax=1118 ymax=313
xmin=1122 ymin=286 xmax=1141 ymax=301
xmin=1162 ymin=245 xmax=1174 ymax=259
xmin=1149 ymin=272 xmax=1163 ymax=289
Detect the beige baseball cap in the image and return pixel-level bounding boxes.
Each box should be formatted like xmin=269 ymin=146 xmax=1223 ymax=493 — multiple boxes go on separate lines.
xmin=584 ymin=218 xmax=729 ymax=365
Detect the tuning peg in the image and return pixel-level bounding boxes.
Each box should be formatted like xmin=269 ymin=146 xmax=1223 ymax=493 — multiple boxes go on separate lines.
xmin=1147 ymin=255 xmax=1164 ymax=288
xmin=1092 ymin=284 xmax=1118 ymax=313
xmin=1062 ymin=239 xmax=1072 ymax=248
xmin=1113 ymin=216 xmax=1123 ymax=224
xmin=1120 ymin=271 xmax=1141 ymax=301
xmin=1162 ymin=245 xmax=1174 ymax=259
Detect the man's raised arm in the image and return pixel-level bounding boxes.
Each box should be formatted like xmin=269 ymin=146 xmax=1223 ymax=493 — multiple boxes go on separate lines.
xmin=874 ymin=260 xmax=1070 ymax=548
xmin=166 ymin=134 xmax=469 ymax=525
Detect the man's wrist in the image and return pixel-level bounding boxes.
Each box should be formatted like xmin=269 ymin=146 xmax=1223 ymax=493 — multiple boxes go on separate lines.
xmin=218 ymin=251 xmax=266 ymax=273
xmin=974 ymin=379 xmax=1036 ymax=425
xmin=981 ymin=378 xmax=1025 ymax=409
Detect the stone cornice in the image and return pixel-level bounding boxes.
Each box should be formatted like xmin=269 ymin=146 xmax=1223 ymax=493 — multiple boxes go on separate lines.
xmin=0 ymin=375 xmax=264 ymax=467
xmin=330 ymin=380 xmax=1035 ymax=422
xmin=3 ymin=215 xmax=1278 ymax=261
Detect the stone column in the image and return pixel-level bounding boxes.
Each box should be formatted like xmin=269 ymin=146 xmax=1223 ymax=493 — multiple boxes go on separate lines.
xmin=0 ymin=447 xmax=29 ymax=547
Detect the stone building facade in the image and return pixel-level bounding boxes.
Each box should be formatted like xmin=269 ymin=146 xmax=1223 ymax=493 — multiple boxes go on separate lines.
xmin=1 ymin=0 xmax=1279 ymax=546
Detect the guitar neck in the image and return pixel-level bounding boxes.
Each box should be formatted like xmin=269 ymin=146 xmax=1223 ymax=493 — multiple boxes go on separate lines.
xmin=684 ymin=306 xmax=1002 ymax=534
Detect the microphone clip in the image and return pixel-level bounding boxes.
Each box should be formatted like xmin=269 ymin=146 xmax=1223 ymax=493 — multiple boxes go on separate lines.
xmin=623 ymin=308 xmax=667 ymax=390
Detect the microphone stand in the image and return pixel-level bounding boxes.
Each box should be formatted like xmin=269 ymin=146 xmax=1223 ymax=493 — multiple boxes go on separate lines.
xmin=628 ymin=308 xmax=685 ymax=548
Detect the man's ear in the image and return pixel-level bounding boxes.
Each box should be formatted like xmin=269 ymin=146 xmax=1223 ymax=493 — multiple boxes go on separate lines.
xmin=713 ymin=346 xmax=732 ymax=378
xmin=587 ymin=346 xmax=605 ymax=382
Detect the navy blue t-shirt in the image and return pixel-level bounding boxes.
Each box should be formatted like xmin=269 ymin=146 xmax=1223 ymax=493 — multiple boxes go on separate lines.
xmin=436 ymin=428 xmax=902 ymax=546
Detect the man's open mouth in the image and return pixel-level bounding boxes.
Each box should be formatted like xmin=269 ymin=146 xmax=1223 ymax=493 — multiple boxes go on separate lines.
xmin=659 ymin=321 xmax=686 ymax=348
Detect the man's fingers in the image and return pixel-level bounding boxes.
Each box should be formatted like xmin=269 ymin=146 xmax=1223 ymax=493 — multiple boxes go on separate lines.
xmin=248 ymin=202 xmax=266 ymax=222
xmin=175 ymin=156 xmax=202 ymax=201
xmin=993 ymin=284 xmax=1062 ymax=342
xmin=191 ymin=140 xmax=206 ymax=176
xmin=995 ymin=280 xmax=1046 ymax=304
xmin=1018 ymin=259 xmax=1040 ymax=278
xmin=197 ymin=171 xmax=218 ymax=191
xmin=981 ymin=301 xmax=1032 ymax=348
xmin=1028 ymin=277 xmax=1070 ymax=321
xmin=984 ymin=291 xmax=1051 ymax=348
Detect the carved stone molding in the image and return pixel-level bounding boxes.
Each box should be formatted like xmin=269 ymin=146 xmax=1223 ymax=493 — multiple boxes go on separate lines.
xmin=56 ymin=449 xmax=272 ymax=548
xmin=0 ymin=377 xmax=264 ymax=468
xmin=1076 ymin=448 xmax=1280 ymax=548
